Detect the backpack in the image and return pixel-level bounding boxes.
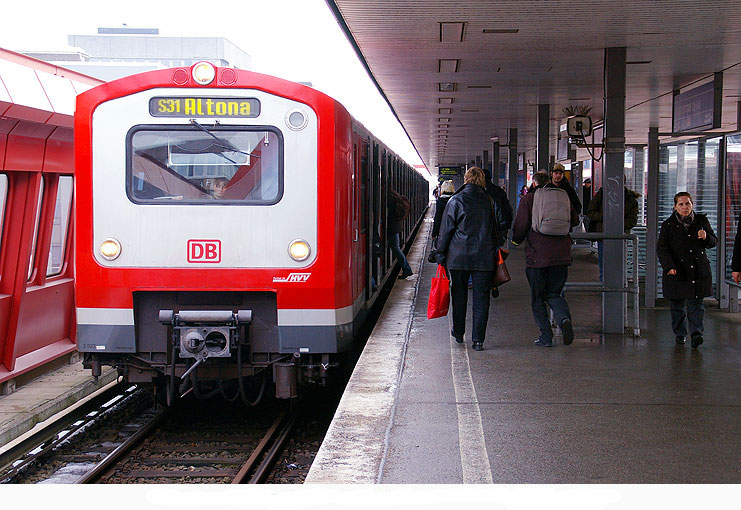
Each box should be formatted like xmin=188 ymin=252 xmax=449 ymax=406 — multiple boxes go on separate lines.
xmin=531 ymin=186 xmax=571 ymax=235
xmin=393 ymin=195 xmax=411 ymax=221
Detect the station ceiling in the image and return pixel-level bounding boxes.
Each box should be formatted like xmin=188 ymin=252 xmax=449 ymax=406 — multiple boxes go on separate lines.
xmin=328 ymin=0 xmax=741 ymax=173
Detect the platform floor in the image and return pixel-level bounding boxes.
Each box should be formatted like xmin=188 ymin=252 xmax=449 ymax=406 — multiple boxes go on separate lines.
xmin=0 ymin=362 xmax=117 ymax=454
xmin=307 ymin=212 xmax=741 ymax=484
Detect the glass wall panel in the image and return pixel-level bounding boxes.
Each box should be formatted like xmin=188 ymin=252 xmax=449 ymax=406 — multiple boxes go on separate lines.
xmin=28 ymin=178 xmax=45 ymax=281
xmin=0 ymin=174 xmax=7 ymax=252
xmin=725 ymin=134 xmax=741 ymax=283
xmin=47 ymin=176 xmax=73 ymax=276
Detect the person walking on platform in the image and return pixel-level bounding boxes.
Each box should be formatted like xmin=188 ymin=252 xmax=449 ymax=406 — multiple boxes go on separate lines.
xmin=436 ymin=167 xmax=502 ymax=351
xmin=431 ymin=180 xmax=455 ymax=239
xmin=388 ymin=188 xmax=413 ymax=279
xmin=512 ymin=171 xmax=579 ymax=347
xmin=550 ymin=163 xmax=582 ymax=216
xmin=732 ymin=212 xmax=741 ymax=284
xmin=585 ymin=181 xmax=640 ymax=281
xmin=657 ymin=192 xmax=717 ymax=348
xmin=482 ymin=167 xmax=513 ymax=298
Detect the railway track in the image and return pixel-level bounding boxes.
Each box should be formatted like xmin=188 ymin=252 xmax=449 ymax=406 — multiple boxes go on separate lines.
xmin=78 ymin=399 xmax=297 ymax=484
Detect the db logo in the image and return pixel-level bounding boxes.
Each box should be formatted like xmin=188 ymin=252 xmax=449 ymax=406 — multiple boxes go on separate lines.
xmin=187 ymin=239 xmax=221 ymax=263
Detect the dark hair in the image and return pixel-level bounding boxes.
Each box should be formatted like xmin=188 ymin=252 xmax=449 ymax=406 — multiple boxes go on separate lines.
xmin=532 ymin=171 xmax=549 ymax=187
xmin=673 ymin=191 xmax=693 ymax=205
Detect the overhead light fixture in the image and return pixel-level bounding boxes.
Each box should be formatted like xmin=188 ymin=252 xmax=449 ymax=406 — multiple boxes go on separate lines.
xmin=567 ymin=98 xmax=591 ymax=101
xmin=460 ymin=109 xmax=479 ymax=113
xmin=439 ymin=98 xmax=454 ymax=104
xmin=438 ymin=59 xmax=460 ymax=73
xmin=439 ymin=118 xmax=450 ymax=122
xmin=483 ymin=28 xmax=519 ymax=34
xmin=439 ymin=82 xmax=457 ymax=92
xmin=438 ymin=124 xmax=449 ymax=128
xmin=467 ymin=85 xmax=492 ymax=89
xmin=440 ymin=22 xmax=465 ymax=42
xmin=439 ymin=108 xmax=452 ymax=114
xmin=627 ymin=60 xmax=652 ymax=65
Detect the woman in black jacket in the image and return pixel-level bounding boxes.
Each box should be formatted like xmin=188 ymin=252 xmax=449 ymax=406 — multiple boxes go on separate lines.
xmin=436 ymin=167 xmax=500 ymax=351
xmin=657 ymin=192 xmax=717 ymax=348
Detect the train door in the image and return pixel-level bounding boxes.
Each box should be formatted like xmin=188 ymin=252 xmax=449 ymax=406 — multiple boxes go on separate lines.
xmin=351 ymin=142 xmax=360 ymax=300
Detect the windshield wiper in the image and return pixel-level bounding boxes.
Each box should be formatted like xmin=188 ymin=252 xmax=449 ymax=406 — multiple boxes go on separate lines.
xmin=189 ymin=119 xmax=261 ymax=162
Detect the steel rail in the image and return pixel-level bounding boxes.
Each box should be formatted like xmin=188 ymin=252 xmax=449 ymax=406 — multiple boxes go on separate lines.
xmin=76 ymin=406 xmax=172 ymax=484
xmin=0 ymin=382 xmax=130 ymax=481
xmin=231 ymin=408 xmax=297 ymax=484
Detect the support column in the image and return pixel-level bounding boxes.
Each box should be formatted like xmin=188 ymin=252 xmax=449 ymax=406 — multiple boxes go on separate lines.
xmin=602 ymin=47 xmax=627 ymax=334
xmin=492 ymin=142 xmax=500 ymax=186
xmin=507 ymin=129 xmax=518 ymax=219
xmin=483 ymin=150 xmax=490 ymax=177
xmin=537 ymin=104 xmax=550 ymax=172
xmin=475 ymin=155 xmax=482 ymax=168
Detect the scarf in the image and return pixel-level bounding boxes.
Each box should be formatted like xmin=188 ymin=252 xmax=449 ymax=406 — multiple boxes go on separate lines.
xmin=675 ymin=210 xmax=695 ymax=229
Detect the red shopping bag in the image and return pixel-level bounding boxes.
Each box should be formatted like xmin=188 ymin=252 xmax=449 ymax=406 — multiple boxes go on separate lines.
xmin=427 ymin=265 xmax=450 ymax=319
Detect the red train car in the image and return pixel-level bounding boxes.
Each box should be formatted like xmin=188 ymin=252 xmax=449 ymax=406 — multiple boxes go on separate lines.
xmin=75 ymin=62 xmax=427 ymax=404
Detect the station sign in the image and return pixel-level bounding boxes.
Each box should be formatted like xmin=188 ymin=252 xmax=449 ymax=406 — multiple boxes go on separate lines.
xmin=672 ymin=74 xmax=722 ymax=133
xmin=150 ymin=97 xmax=260 ymax=118
xmin=438 ymin=166 xmax=462 ymax=176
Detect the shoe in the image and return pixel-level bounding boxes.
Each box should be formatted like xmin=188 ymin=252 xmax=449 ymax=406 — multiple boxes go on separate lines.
xmin=397 ymin=270 xmax=413 ymax=280
xmin=534 ymin=338 xmax=553 ymax=348
xmin=472 ymin=341 xmax=483 ymax=351
xmin=561 ymin=319 xmax=574 ymax=345
xmin=674 ymin=336 xmax=685 ymax=345
xmin=690 ymin=333 xmax=704 ymax=349
xmin=451 ymin=329 xmax=464 ymax=344
xmin=491 ymin=287 xmax=499 ymax=298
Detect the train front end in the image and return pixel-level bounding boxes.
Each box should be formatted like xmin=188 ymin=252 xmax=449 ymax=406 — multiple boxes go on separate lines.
xmin=74 ymin=63 xmax=349 ymax=403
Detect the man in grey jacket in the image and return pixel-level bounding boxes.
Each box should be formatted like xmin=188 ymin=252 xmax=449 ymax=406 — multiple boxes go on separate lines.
xmin=512 ymin=171 xmax=579 ymax=347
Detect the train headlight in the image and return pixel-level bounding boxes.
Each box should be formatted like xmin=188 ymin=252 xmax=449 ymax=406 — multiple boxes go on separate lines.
xmin=192 ymin=62 xmax=216 ymax=85
xmin=288 ymin=239 xmax=311 ymax=262
xmin=100 ymin=238 xmax=121 ymax=261
xmin=285 ymin=108 xmax=308 ymax=131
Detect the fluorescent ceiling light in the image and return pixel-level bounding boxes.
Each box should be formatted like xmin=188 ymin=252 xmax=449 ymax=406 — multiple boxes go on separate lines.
xmin=439 ymin=98 xmax=454 ymax=104
xmin=439 ymin=82 xmax=457 ymax=92
xmin=438 ymin=59 xmax=460 ymax=73
xmin=440 ymin=22 xmax=465 ymax=42
xmin=468 ymin=85 xmax=492 ymax=89
xmin=483 ymin=28 xmax=519 ymax=34
xmin=439 ymin=108 xmax=452 ymax=114
xmin=439 ymin=118 xmax=450 ymax=122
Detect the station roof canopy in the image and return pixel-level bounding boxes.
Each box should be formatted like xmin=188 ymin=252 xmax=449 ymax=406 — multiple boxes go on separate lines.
xmin=328 ymin=0 xmax=741 ymax=172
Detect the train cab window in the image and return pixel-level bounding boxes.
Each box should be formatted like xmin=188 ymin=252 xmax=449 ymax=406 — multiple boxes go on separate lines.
xmin=27 ymin=178 xmax=44 ymax=281
xmin=127 ymin=126 xmax=283 ymax=205
xmin=0 ymin=174 xmax=7 ymax=250
xmin=46 ymin=176 xmax=73 ymax=276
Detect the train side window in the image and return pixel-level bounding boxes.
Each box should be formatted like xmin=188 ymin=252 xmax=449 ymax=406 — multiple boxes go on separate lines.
xmin=46 ymin=176 xmax=73 ymax=276
xmin=27 ymin=178 xmax=45 ymax=281
xmin=0 ymin=174 xmax=7 ymax=250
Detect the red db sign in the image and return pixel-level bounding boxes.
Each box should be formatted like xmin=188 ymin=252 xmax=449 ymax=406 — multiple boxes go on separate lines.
xmin=187 ymin=239 xmax=221 ymax=263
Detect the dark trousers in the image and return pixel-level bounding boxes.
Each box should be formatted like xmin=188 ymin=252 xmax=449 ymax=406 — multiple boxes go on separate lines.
xmin=449 ymin=270 xmax=494 ymax=342
xmin=525 ymin=265 xmax=571 ymax=342
xmin=390 ymin=232 xmax=412 ymax=273
xmin=669 ymin=298 xmax=705 ymax=338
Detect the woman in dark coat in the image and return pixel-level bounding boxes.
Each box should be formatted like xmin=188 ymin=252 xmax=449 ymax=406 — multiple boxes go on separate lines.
xmin=657 ymin=191 xmax=717 ymax=348
xmin=431 ymin=180 xmax=455 ymax=239
xmin=436 ymin=167 xmax=500 ymax=351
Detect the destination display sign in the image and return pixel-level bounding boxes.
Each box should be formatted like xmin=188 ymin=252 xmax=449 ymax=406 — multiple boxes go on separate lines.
xmin=672 ymin=74 xmax=722 ymax=133
xmin=438 ymin=166 xmax=462 ymax=175
xmin=149 ymin=97 xmax=260 ymax=118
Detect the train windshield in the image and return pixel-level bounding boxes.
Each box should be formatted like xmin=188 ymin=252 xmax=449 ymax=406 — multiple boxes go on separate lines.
xmin=127 ymin=126 xmax=282 ymax=204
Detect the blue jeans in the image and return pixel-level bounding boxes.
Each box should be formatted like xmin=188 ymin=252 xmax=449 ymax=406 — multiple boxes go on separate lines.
xmin=669 ymin=298 xmax=704 ymax=337
xmin=525 ymin=265 xmax=571 ymax=342
xmin=449 ymin=270 xmax=494 ymax=342
xmin=390 ymin=232 xmax=412 ymax=274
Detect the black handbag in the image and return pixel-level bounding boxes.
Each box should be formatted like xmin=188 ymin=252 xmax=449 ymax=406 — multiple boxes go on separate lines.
xmin=427 ymin=238 xmax=438 ymax=263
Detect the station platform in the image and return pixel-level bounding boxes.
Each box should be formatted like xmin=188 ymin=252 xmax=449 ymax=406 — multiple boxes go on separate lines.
xmin=0 ymin=360 xmax=117 ymax=454
xmin=306 ymin=212 xmax=741 ymax=484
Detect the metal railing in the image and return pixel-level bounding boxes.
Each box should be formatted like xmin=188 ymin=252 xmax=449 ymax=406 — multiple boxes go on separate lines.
xmin=568 ymin=232 xmax=640 ymax=336
xmin=725 ymin=278 xmax=741 ymax=313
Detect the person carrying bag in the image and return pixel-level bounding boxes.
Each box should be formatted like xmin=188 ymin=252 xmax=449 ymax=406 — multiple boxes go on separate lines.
xmin=427 ymin=265 xmax=450 ymax=319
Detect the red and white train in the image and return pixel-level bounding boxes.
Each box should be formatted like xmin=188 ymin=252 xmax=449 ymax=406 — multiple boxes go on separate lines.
xmin=75 ymin=62 xmax=427 ymax=404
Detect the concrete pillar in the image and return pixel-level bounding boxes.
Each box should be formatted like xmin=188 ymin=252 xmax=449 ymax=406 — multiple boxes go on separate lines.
xmin=492 ymin=141 xmax=500 ymax=185
xmin=483 ymin=150 xmax=490 ymax=177
xmin=537 ymin=104 xmax=550 ymax=172
xmin=507 ymin=129 xmax=518 ymax=219
xmin=602 ymin=47 xmax=627 ymax=334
